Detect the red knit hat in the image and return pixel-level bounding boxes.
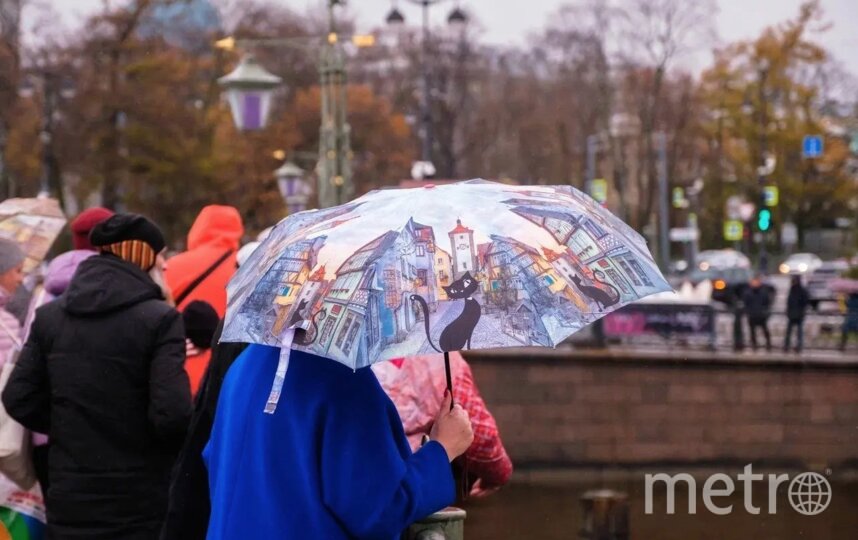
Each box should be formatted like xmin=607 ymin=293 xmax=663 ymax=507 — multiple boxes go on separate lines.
xmin=70 ymin=207 xmax=114 ymax=251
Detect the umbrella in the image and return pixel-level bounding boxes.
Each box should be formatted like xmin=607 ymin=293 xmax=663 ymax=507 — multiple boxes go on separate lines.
xmin=0 ymin=198 xmax=67 ymax=274
xmin=223 ymin=180 xmax=670 ymax=411
xmin=830 ymin=278 xmax=858 ymax=295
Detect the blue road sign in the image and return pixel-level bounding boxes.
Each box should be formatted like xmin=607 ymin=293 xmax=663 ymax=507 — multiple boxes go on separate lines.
xmin=802 ymin=135 xmax=823 ymax=158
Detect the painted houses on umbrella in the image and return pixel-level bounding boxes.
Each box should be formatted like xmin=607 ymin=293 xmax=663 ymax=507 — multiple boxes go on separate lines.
xmin=509 ymin=205 xmax=660 ymax=300
xmin=308 ymin=220 xmax=439 ymax=367
xmin=235 ymin=235 xmax=327 ymax=342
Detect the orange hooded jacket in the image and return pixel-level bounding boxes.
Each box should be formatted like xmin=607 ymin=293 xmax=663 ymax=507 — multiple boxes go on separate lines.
xmin=165 ymin=206 xmax=244 ymax=318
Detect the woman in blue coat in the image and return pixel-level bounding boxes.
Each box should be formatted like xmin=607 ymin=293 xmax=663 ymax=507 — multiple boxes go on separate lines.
xmin=204 ymin=344 xmax=473 ymax=539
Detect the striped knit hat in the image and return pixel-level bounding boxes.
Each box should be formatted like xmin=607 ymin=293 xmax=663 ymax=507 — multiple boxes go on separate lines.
xmin=90 ymin=214 xmax=166 ymax=271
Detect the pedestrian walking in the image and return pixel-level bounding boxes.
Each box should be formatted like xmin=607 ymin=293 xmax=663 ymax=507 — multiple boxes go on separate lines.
xmin=204 ymin=345 xmax=472 ymax=540
xmin=784 ymin=275 xmax=810 ymax=353
xmin=2 ymin=214 xmax=192 ymax=540
xmin=164 ymin=205 xmax=243 ymax=317
xmin=742 ymin=276 xmax=773 ymax=351
xmin=841 ymin=292 xmax=858 ymax=351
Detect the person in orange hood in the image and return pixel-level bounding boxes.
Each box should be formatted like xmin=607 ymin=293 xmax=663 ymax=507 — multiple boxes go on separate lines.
xmin=164 ymin=206 xmax=243 ymax=317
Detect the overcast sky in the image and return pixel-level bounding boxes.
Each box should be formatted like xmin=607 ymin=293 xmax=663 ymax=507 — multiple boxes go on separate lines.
xmin=39 ymin=0 xmax=858 ymax=76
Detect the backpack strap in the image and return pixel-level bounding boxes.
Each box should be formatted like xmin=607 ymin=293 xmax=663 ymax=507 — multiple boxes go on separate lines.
xmin=174 ymin=250 xmax=234 ymax=307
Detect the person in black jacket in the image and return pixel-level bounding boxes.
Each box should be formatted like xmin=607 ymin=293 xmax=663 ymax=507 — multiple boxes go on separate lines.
xmin=160 ymin=321 xmax=247 ymax=540
xmin=742 ymin=276 xmax=773 ymax=352
xmin=2 ymin=214 xmax=191 ymax=540
xmin=784 ymin=275 xmax=810 ymax=353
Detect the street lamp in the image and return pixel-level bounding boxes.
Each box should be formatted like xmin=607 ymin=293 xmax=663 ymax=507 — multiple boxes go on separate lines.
xmin=218 ymin=54 xmax=283 ymax=131
xmin=217 ymin=1 xmax=366 ymax=209
xmin=275 ymin=161 xmax=312 ymax=215
xmin=385 ymin=0 xmax=469 ymax=169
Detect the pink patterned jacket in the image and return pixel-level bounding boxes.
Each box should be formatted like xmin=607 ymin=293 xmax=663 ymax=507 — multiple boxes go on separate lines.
xmin=373 ymin=352 xmax=513 ymax=488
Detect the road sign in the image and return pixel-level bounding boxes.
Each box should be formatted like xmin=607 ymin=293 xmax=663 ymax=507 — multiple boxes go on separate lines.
xmin=726 ymin=196 xmax=744 ymax=220
xmin=802 ymin=135 xmax=823 ymax=158
xmin=763 ymin=186 xmax=779 ymax=207
xmin=669 ymin=227 xmax=700 ymax=242
xmin=724 ymin=220 xmax=743 ymax=241
xmin=672 ymin=187 xmax=686 ymax=208
xmin=590 ymin=178 xmax=608 ymax=204
xmin=781 ymin=222 xmax=797 ymax=245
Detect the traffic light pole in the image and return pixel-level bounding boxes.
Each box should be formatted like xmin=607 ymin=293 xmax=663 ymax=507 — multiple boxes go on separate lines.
xmin=756 ymin=64 xmax=770 ymax=275
xmin=757 ymin=190 xmax=772 ymax=275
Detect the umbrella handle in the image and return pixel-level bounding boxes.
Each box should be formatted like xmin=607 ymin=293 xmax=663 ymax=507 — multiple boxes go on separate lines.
xmin=444 ymin=351 xmax=454 ymax=411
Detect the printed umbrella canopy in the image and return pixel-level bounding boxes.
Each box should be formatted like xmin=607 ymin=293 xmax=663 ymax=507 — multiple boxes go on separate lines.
xmin=223 ymin=180 xmax=670 ymax=411
xmin=0 ymin=198 xmax=67 ymax=274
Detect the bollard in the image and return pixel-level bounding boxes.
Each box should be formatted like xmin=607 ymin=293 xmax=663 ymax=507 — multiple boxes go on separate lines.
xmin=579 ymin=489 xmax=629 ymax=540
xmin=403 ymin=507 xmax=466 ymax=540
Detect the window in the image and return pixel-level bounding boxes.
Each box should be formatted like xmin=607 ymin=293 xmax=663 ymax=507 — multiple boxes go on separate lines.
xmin=491 ymin=280 xmax=500 ymax=290
xmin=543 ymin=275 xmax=555 ymax=286
xmin=335 ymin=313 xmax=355 ymax=349
xmin=584 ymin=219 xmax=607 ymax=239
xmin=331 ymin=305 xmax=342 ymax=315
xmin=417 ymin=269 xmax=428 ymax=284
xmin=606 ymin=269 xmax=631 ymax=294
xmin=417 ymin=245 xmax=426 ymax=257
xmin=342 ymin=319 xmax=361 ymax=355
xmin=279 ymin=285 xmax=292 ymax=296
xmin=462 ymin=262 xmax=468 ymax=270
xmin=383 ymin=270 xmax=399 ymax=308
xmin=629 ymin=259 xmax=654 ymax=287
xmin=618 ymin=259 xmax=642 ymax=287
xmin=320 ymin=317 xmax=336 ymax=345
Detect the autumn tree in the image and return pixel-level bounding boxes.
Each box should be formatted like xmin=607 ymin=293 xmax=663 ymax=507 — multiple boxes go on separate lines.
xmin=698 ymin=0 xmax=857 ymax=251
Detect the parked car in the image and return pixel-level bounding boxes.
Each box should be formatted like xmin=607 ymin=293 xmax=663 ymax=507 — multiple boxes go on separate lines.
xmin=779 ymin=253 xmax=823 ymax=275
xmin=688 ymin=266 xmax=754 ymax=307
xmin=696 ymin=249 xmax=752 ymax=272
xmin=806 ymin=259 xmax=850 ymax=310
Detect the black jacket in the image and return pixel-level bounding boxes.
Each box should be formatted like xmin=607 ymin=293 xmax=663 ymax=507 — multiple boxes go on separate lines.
xmin=742 ymin=285 xmax=773 ymax=320
xmin=2 ymin=255 xmax=192 ymax=540
xmin=161 ymin=322 xmax=247 ymax=540
xmin=786 ymin=284 xmax=810 ymax=320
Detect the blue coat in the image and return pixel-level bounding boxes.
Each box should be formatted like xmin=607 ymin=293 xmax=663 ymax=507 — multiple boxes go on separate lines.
xmin=204 ymin=345 xmax=455 ymax=539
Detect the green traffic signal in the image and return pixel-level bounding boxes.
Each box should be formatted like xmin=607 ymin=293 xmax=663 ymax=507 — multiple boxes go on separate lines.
xmin=757 ymin=208 xmax=772 ymax=232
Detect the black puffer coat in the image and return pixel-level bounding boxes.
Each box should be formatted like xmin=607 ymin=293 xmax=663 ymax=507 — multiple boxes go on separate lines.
xmin=2 ymin=254 xmax=192 ymax=540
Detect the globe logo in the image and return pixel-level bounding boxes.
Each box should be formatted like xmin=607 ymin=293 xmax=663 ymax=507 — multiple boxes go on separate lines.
xmin=788 ymin=472 xmax=832 ymax=516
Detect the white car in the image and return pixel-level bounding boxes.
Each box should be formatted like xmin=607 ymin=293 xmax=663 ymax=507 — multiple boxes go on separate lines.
xmin=695 ymin=249 xmax=751 ymax=272
xmin=779 ymin=253 xmax=823 ymax=275
xmin=806 ymin=260 xmax=850 ymax=308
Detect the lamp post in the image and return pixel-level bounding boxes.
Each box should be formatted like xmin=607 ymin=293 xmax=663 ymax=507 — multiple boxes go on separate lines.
xmin=217 ymin=0 xmax=360 ymax=209
xmin=218 ymin=55 xmax=282 ymax=131
xmin=385 ymin=1 xmax=468 ymax=169
xmin=275 ymin=161 xmax=312 ymax=215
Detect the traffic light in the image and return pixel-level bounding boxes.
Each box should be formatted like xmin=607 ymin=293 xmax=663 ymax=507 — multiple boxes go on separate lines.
xmin=757 ymin=208 xmax=772 ymax=232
